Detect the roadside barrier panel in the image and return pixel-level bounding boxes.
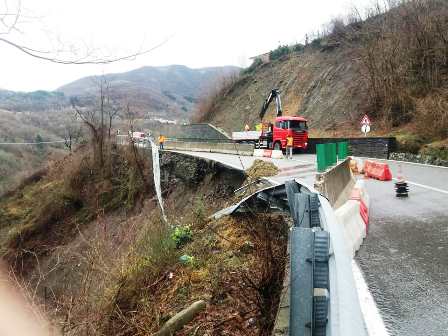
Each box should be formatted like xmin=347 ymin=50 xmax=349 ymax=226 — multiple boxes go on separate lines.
xmin=317 ymin=144 xmax=328 ymax=172
xmin=271 ymin=149 xmax=284 ymax=159
xmin=253 ymin=148 xmax=264 ymax=157
xmin=164 ymin=140 xmax=254 ymax=156
xmin=363 ymin=160 xmax=392 ymax=181
xmin=350 ymin=189 xmax=369 ymax=231
xmin=330 ymin=143 xmax=337 ymax=165
xmin=315 ymin=158 xmax=354 ymax=207
xmin=325 ymin=143 xmax=337 ymax=166
xmin=263 ymin=149 xmax=273 ymax=158
xmin=335 ymin=200 xmax=366 ymax=257
xmin=325 ymin=144 xmax=332 ymax=167
xmin=338 ymin=142 xmax=348 ymax=161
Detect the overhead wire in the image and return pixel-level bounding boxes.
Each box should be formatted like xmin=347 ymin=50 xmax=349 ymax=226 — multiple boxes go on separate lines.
xmin=0 ymin=140 xmax=65 ymax=145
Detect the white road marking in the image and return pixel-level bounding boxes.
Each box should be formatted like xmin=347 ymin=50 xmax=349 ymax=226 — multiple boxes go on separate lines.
xmin=352 ymin=261 xmax=390 ymax=336
xmin=392 ymin=178 xmax=448 ymax=195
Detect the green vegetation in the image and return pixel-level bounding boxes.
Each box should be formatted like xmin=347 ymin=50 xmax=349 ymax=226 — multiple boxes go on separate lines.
xmin=420 ymin=140 xmax=448 ymax=161
xmin=309 ymin=37 xmax=323 ymax=49
xmin=242 ymin=57 xmax=263 ymax=75
xmin=171 ymin=225 xmax=193 ymax=248
xmin=269 ymin=45 xmax=291 ymax=61
xmin=0 ymin=146 xmax=152 ymax=262
xmin=293 ymin=43 xmax=305 ymax=52
xmin=394 ymin=132 xmax=426 ymax=154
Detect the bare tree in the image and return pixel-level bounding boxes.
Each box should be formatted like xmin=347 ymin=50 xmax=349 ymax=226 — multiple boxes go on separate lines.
xmin=0 ymin=0 xmax=169 ymax=64
xmin=63 ymin=114 xmax=83 ymax=153
xmin=70 ymin=77 xmax=113 ymax=170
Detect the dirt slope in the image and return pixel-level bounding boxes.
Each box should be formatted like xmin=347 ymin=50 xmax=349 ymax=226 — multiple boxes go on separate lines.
xmin=0 ymin=149 xmax=287 ymax=335
xmin=202 ymin=48 xmax=365 ymax=133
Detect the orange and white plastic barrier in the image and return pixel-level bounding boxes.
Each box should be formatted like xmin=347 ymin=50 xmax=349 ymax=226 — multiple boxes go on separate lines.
xmin=350 ymin=180 xmax=370 ymax=231
xmin=364 ymin=160 xmax=392 ymax=181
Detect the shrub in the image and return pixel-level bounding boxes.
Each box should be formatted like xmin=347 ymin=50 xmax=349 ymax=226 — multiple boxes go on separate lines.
xmin=310 ymin=38 xmax=323 ymax=49
xmin=269 ymin=45 xmax=291 ymax=61
xmin=415 ymin=90 xmax=448 ymax=140
xmin=242 ymin=58 xmax=263 ymax=75
xmin=171 ymin=225 xmax=193 ymax=248
xmin=293 ymin=43 xmax=305 ymax=53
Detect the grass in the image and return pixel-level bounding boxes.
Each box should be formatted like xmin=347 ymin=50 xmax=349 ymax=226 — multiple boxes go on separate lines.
xmin=420 ymin=140 xmax=448 ymax=161
xmin=1 ymin=147 xmax=286 ymax=336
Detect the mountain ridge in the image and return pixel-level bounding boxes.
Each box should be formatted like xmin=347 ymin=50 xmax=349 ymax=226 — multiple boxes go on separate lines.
xmin=0 ymin=64 xmax=240 ymax=120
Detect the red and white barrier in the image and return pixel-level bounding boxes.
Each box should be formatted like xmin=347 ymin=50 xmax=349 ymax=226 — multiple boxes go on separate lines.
xmin=253 ymin=149 xmax=284 ymax=159
xmin=364 ymin=160 xmax=392 ymax=181
xmin=351 ymin=180 xmax=370 ymax=231
xmin=335 ymin=180 xmax=370 ymax=257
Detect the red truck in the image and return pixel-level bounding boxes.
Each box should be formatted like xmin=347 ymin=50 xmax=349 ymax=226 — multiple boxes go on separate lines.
xmin=232 ymin=89 xmax=309 ymax=151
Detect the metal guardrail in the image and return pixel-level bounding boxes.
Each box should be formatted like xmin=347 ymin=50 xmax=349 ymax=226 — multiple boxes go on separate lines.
xmin=286 ymin=181 xmax=330 ymax=336
xmin=213 ymin=179 xmax=367 ymax=336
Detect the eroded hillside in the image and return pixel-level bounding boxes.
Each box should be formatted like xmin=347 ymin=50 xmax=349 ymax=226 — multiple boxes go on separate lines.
xmin=200 ymin=48 xmax=365 ymax=134
xmin=0 ymin=147 xmax=287 ymax=335
xmin=200 ymin=0 xmax=448 ymax=155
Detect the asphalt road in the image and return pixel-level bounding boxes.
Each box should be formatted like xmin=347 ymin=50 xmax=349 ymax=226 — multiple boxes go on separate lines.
xmin=356 ymin=162 xmax=448 ymax=335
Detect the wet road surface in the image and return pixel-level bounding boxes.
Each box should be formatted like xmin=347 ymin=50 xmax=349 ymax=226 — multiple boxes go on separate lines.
xmin=357 ymin=162 xmax=448 ymax=335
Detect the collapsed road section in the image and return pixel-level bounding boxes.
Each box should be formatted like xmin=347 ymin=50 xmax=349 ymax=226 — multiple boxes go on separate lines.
xmin=212 ymin=176 xmax=368 ymax=336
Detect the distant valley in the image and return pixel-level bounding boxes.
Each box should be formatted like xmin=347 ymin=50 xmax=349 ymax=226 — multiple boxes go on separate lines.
xmin=0 ymin=64 xmax=239 ymax=195
xmin=0 ymin=64 xmax=240 ymax=121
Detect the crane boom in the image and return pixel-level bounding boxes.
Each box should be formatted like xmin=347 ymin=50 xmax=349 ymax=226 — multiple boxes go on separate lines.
xmin=259 ymin=89 xmax=282 ymax=120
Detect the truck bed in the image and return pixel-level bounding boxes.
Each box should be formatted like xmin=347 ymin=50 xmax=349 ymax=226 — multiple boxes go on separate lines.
xmin=232 ymin=131 xmax=262 ymax=141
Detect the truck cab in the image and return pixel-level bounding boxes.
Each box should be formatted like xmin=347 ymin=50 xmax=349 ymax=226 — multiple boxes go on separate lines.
xmin=260 ymin=116 xmax=308 ymax=150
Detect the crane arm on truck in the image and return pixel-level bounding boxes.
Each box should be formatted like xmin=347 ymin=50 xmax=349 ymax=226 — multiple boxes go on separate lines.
xmin=259 ymin=89 xmax=282 ymax=120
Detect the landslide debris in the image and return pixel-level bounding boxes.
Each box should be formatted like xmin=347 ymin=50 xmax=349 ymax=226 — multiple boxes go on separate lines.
xmin=245 ymin=159 xmax=279 ymax=181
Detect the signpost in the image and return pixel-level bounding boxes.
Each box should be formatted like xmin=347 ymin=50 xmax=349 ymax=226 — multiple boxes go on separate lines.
xmin=360 ymin=114 xmax=371 ymax=136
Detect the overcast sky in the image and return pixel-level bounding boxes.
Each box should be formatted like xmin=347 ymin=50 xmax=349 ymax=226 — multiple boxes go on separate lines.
xmin=0 ymin=0 xmax=372 ymax=92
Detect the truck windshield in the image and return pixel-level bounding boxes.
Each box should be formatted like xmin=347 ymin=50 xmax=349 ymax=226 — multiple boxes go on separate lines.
xmin=289 ymin=120 xmax=307 ymax=131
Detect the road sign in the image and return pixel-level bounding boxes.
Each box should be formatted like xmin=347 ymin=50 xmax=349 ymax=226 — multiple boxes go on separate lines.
xmin=361 ymin=124 xmax=371 ymax=135
xmin=360 ymin=114 xmax=371 ymax=125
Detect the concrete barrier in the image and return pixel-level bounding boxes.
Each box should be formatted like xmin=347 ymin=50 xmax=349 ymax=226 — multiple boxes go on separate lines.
xmin=335 ymin=200 xmax=366 ymax=257
xmin=253 ymin=148 xmax=264 ymax=157
xmin=164 ymin=140 xmax=254 ymax=156
xmin=314 ymin=158 xmax=355 ymax=207
xmin=271 ymin=149 xmax=284 ymax=159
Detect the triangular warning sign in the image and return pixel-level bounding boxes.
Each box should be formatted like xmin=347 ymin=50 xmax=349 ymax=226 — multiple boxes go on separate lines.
xmin=360 ymin=114 xmax=371 ymax=125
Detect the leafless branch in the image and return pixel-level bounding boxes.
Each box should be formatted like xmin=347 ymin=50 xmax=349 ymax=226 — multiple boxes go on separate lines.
xmin=0 ymin=1 xmax=172 ymax=64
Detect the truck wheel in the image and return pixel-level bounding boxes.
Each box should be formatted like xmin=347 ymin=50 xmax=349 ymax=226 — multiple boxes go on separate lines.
xmin=273 ymin=142 xmax=281 ymax=151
